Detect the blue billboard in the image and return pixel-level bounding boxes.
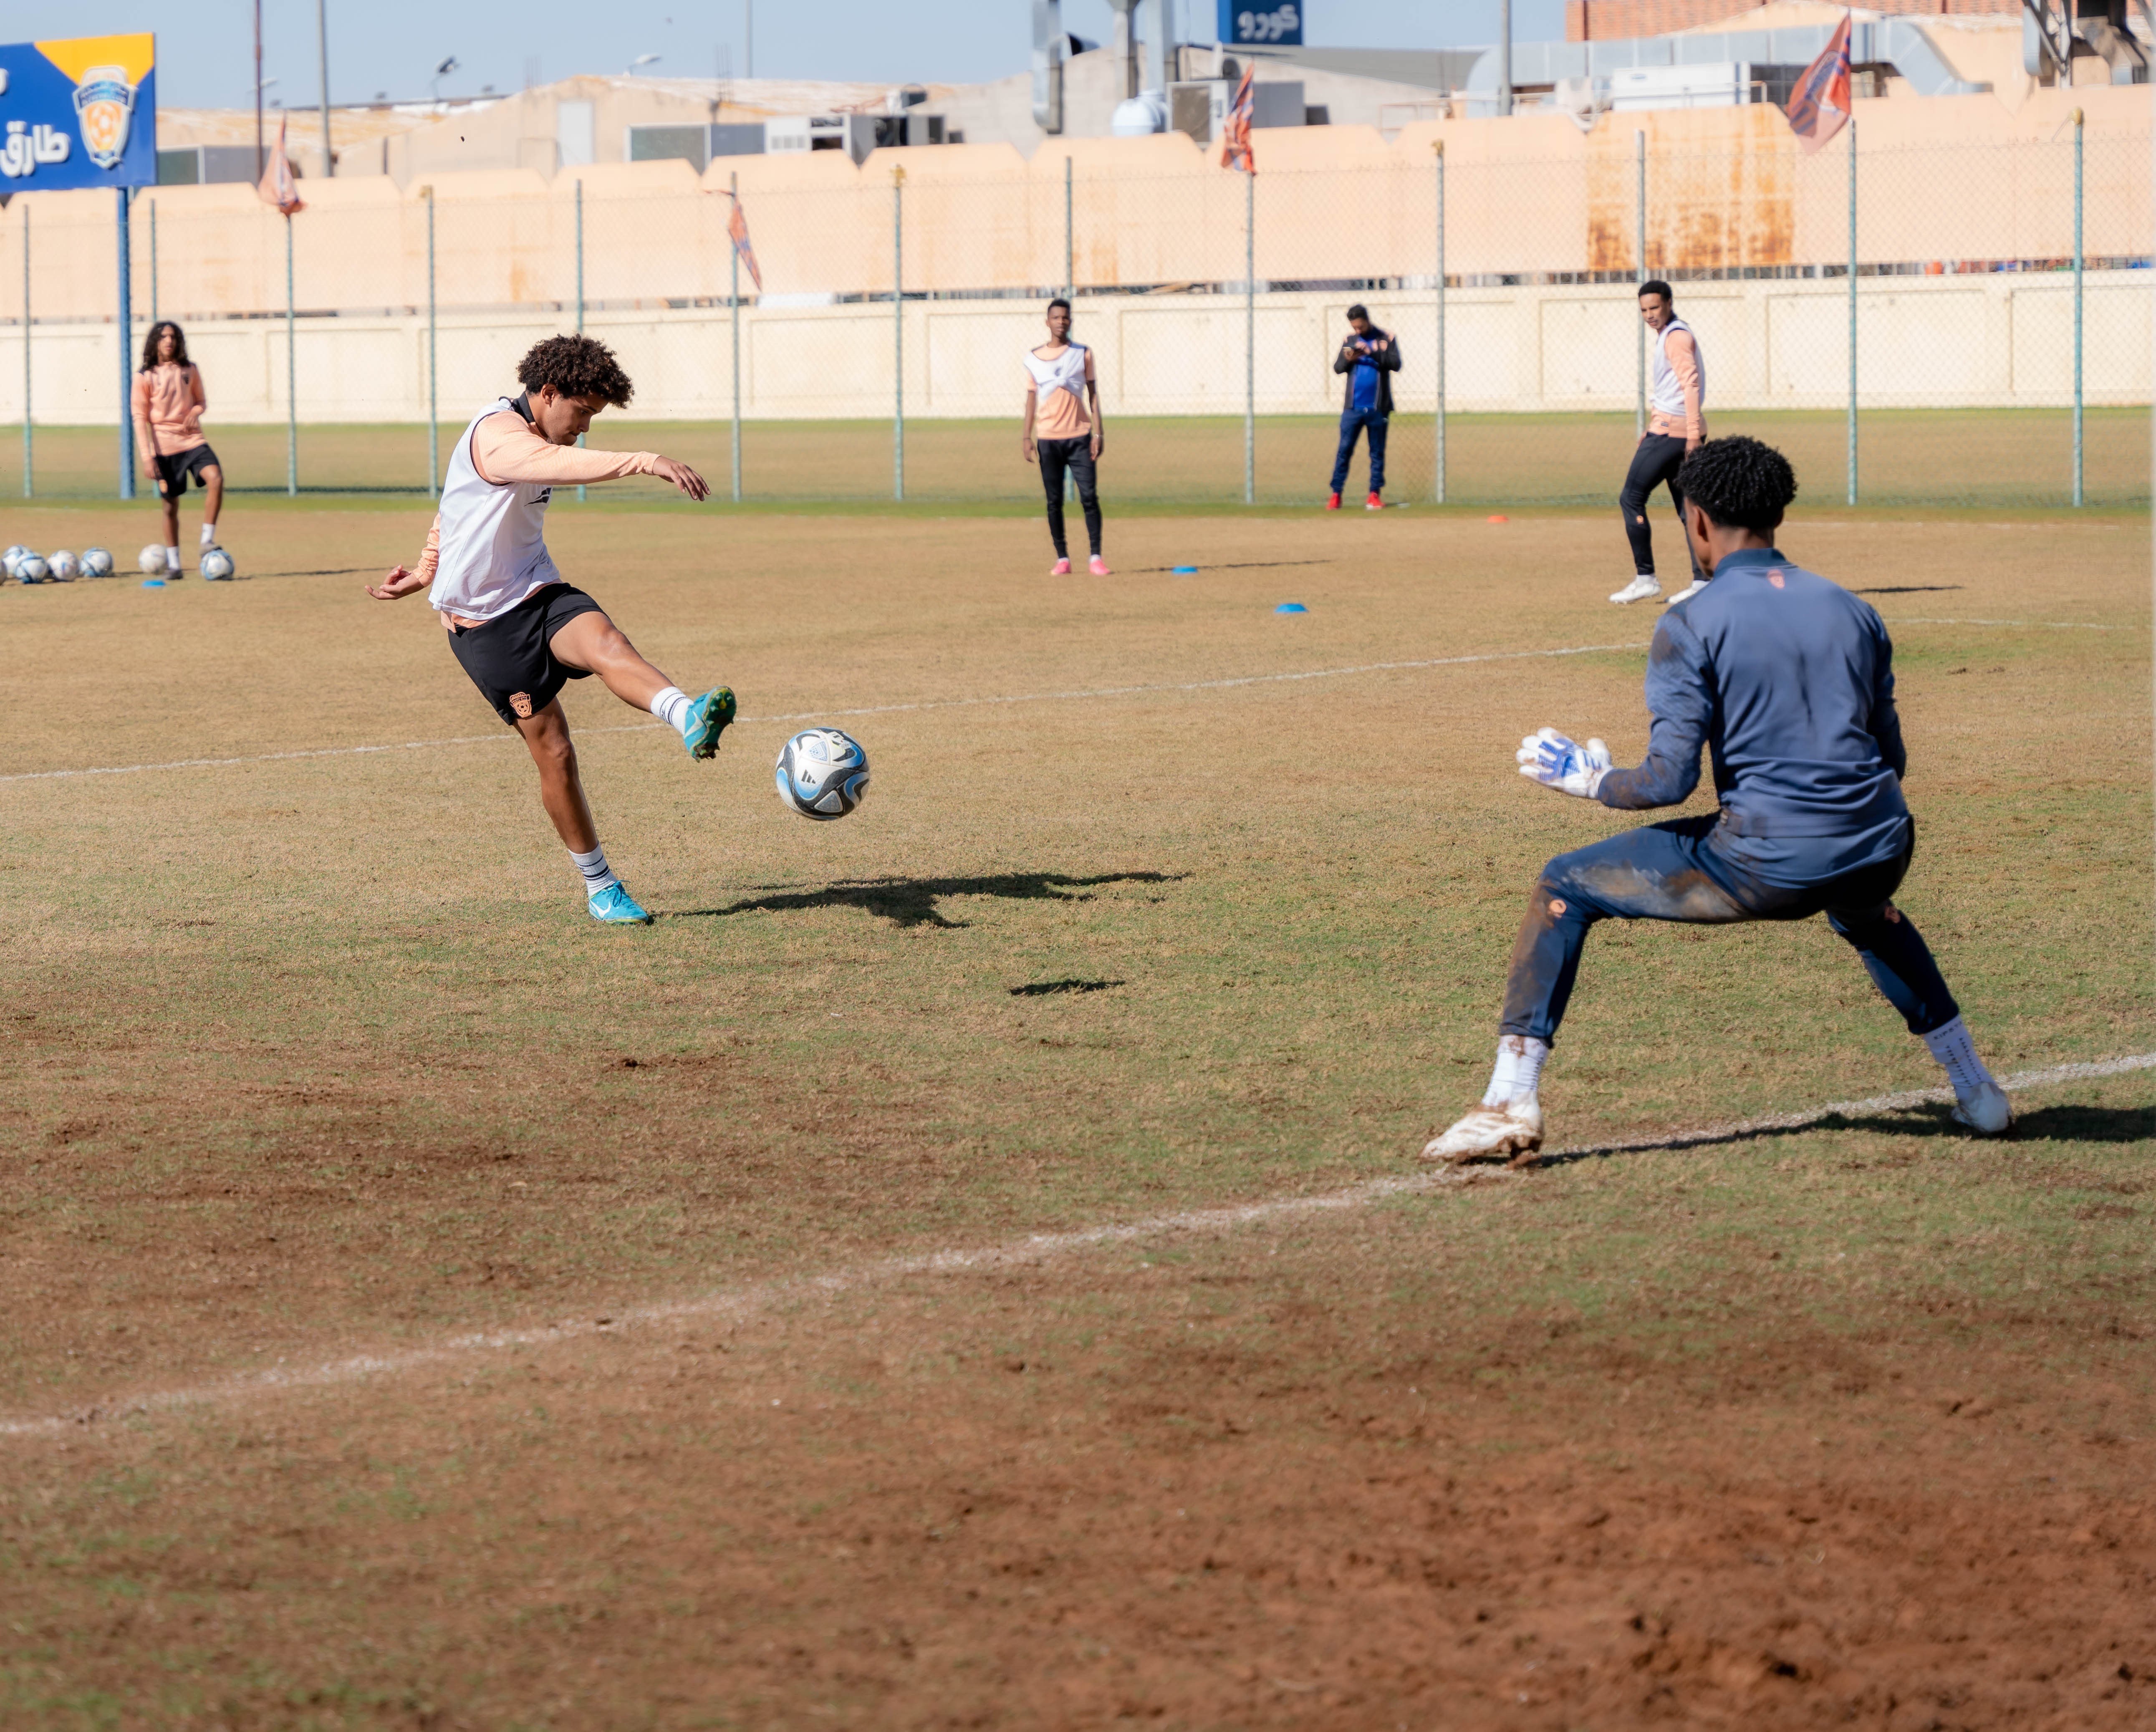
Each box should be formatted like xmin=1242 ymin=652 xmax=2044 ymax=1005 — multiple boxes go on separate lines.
xmin=0 ymin=34 xmax=156 ymax=190
xmin=1218 ymin=1 xmax=1303 ymax=46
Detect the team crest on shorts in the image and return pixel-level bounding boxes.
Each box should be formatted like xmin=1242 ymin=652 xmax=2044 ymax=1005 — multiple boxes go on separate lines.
xmin=509 ymin=692 xmax=534 ymax=718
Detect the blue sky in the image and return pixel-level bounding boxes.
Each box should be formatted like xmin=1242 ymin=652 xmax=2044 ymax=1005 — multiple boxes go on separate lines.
xmin=8 ymin=1 xmax=1565 ymax=111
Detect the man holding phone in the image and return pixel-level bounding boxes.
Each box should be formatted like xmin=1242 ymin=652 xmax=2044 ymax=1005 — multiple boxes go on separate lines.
xmin=1327 ymin=304 xmax=1400 ymax=511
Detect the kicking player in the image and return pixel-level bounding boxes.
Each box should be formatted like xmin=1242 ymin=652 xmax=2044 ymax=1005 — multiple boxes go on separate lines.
xmin=1609 ymin=281 xmax=1707 ymax=607
xmin=1020 ymin=297 xmax=1108 ymax=576
xmin=132 ymin=321 xmax=227 ymax=579
xmin=366 ymin=333 xmax=735 ymax=926
xmin=1426 ymin=436 xmax=2012 ymax=1163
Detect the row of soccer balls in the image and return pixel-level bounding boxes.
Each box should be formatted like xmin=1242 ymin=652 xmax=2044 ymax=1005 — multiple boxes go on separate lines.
xmin=4 ymin=544 xmax=111 ymax=582
xmin=0 ymin=544 xmax=237 ymax=582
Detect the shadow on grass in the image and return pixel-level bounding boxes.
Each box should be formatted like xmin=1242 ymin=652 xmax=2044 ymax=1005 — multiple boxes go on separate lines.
xmin=668 ymin=871 xmax=1184 ymax=931
xmin=1853 ymin=585 xmax=1963 ymax=595
xmin=1010 ymin=978 xmax=1124 ymax=997
xmin=1535 ymin=1100 xmax=2153 ymax=1168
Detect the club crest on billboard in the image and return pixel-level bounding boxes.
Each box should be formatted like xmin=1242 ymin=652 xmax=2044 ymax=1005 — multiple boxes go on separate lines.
xmin=72 ymin=64 xmax=140 ymax=169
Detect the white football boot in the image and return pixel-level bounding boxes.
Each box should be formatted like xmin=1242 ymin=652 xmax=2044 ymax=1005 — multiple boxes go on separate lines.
xmin=1420 ymin=1101 xmax=1544 ymax=1164
xmin=1950 ymin=1081 xmax=2014 ymax=1136
xmin=1609 ymin=574 xmax=1661 ymax=606
xmin=1663 ymin=576 xmax=1709 ymax=604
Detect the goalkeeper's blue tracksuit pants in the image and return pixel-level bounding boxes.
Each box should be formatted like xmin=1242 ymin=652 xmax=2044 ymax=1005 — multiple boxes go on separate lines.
xmin=1500 ymin=813 xmax=1960 ymax=1045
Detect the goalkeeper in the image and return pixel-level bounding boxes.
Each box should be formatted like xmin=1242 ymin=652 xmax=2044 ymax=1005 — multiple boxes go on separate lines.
xmin=1424 ymin=436 xmax=2012 ymax=1163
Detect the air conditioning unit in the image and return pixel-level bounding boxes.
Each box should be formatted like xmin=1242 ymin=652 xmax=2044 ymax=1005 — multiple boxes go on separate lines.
xmin=765 ymin=113 xmax=876 ymax=163
xmin=1606 ymin=63 xmax=1754 ymax=111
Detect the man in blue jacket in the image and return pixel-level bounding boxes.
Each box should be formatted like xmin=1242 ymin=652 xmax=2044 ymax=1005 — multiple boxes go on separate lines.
xmin=1326 ymin=305 xmax=1400 ymax=511
xmin=1424 ymin=436 xmax=2012 ymax=1162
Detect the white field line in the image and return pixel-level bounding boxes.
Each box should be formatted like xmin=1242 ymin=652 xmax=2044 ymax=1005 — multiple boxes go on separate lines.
xmin=0 ymin=612 xmax=2119 ymax=788
xmin=3 ymin=1048 xmax=2147 ymax=1443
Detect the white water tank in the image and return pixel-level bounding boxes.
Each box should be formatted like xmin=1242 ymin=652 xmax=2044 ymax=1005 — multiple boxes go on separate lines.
xmin=1111 ymin=90 xmax=1169 ymax=134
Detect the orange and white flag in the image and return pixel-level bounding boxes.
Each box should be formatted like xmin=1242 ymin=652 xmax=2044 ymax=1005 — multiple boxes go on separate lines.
xmin=1219 ymin=65 xmax=1255 ymax=175
xmin=258 ymin=113 xmax=305 ymax=215
xmin=727 ymin=193 xmax=764 ymax=292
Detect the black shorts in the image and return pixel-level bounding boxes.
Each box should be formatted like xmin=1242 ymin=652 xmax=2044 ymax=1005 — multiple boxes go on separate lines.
xmin=447 ymin=583 xmax=606 ymax=727
xmin=152 ymin=444 xmax=220 ymax=498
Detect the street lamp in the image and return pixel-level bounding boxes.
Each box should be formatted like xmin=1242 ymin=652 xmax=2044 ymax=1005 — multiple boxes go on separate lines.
xmin=628 ymin=53 xmax=661 ymax=74
xmin=431 ymin=56 xmax=459 ymax=102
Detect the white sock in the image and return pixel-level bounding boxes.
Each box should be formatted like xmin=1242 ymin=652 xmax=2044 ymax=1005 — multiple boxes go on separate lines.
xmin=164 ymin=545 xmax=181 ymax=571
xmin=1922 ymin=1015 xmax=1998 ymax=1099
xmin=649 ymin=685 xmax=692 ymax=736
xmin=1481 ymin=1035 xmax=1550 ymax=1110
xmin=199 ymin=523 xmax=217 ymax=547
xmin=570 ymin=844 xmax=619 ymax=898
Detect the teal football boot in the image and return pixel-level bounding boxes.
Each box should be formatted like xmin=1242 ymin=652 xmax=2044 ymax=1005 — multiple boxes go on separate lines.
xmin=587 ymin=883 xmax=653 ymax=925
xmin=682 ymin=686 xmax=737 ymax=761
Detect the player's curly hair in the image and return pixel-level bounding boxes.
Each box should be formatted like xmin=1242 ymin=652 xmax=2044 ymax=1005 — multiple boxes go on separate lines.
xmin=516 ymin=333 xmax=635 ymax=407
xmin=1675 ymin=435 xmax=1798 ymax=535
xmin=139 ymin=321 xmax=190 ymax=371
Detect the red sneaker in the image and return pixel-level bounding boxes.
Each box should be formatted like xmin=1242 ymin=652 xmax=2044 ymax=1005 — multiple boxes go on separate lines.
xmin=1365 ymin=492 xmax=1383 ymax=511
xmin=1050 ymin=557 xmax=1072 ymax=576
xmin=1325 ymin=492 xmax=1341 ymax=511
xmin=1088 ymin=555 xmax=1111 ymax=576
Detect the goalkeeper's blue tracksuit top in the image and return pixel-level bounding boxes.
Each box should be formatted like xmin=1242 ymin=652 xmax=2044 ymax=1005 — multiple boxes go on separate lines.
xmin=1594 ymin=546 xmax=1911 ymax=889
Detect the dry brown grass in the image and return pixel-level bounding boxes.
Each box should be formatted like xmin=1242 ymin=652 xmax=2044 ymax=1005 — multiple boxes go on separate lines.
xmin=0 ymin=498 xmax=2148 ymax=1727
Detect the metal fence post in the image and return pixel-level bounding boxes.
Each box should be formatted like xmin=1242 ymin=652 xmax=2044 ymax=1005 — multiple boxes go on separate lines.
xmin=730 ymin=171 xmax=742 ymax=504
xmin=425 ymin=187 xmax=439 ymax=498
xmin=1634 ymin=129 xmax=1646 ymax=439
xmin=893 ymin=164 xmax=905 ymax=504
xmin=1063 ymin=154 xmax=1074 ymax=297
xmin=2073 ymin=106 xmax=2084 ymax=509
xmin=1846 ymin=117 xmax=1858 ymax=508
xmin=285 ymin=213 xmax=298 ymax=495
xmin=19 ymin=205 xmax=28 ymax=500
xmin=1243 ymin=166 xmax=1255 ymax=506
xmin=575 ymin=177 xmax=586 ymax=502
xmin=118 ymin=190 xmax=136 ymax=501
xmin=149 ymin=199 xmax=158 ymax=324
xmin=1435 ymin=140 xmax=1446 ymax=505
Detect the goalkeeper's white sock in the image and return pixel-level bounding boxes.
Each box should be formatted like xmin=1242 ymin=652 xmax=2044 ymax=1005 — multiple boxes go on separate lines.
xmin=569 ymin=843 xmax=619 ymax=898
xmin=649 ymin=685 xmax=692 ymax=736
xmin=199 ymin=522 xmax=217 ymax=547
xmin=164 ymin=545 xmax=181 ymax=572
xmin=1481 ymin=1035 xmax=1550 ymax=1109
xmin=1921 ymin=1015 xmax=1998 ymax=1099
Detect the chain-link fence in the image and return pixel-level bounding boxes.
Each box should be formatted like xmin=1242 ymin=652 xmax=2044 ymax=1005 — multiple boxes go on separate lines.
xmin=0 ymin=117 xmax=2145 ymax=509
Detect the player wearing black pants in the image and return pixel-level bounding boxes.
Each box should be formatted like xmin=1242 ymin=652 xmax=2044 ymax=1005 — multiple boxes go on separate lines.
xmin=1035 ymin=437 xmax=1101 ymax=566
xmin=1619 ymin=432 xmax=1690 ymax=578
xmin=1020 ymin=297 xmax=1109 ymax=575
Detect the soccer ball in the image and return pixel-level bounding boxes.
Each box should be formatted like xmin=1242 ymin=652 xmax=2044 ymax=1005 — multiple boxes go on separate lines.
xmin=46 ymin=550 xmax=78 ymax=581
xmin=0 ymin=545 xmax=24 ymax=577
xmin=139 ymin=543 xmax=169 ymax=576
xmin=81 ymin=546 xmax=114 ymax=578
xmin=774 ymin=727 xmax=870 ymax=821
xmin=200 ymin=546 xmax=236 ymax=581
xmin=15 ymin=553 xmax=48 ymax=583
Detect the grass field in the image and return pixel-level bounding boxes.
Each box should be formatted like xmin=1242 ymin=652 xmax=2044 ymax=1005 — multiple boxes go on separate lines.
xmin=0 ymin=491 xmax=2150 ymax=1729
xmin=12 ymin=405 xmax=2151 ymax=510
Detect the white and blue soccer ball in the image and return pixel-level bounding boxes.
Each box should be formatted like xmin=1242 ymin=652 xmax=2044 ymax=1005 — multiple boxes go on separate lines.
xmin=139 ymin=543 xmax=169 ymax=576
xmin=775 ymin=727 xmax=869 ymax=821
xmin=15 ymin=553 xmax=48 ymax=583
xmin=0 ymin=545 xmax=25 ymax=578
xmin=80 ymin=546 xmax=114 ymax=578
xmin=46 ymin=549 xmax=78 ymax=581
xmin=199 ymin=546 xmax=236 ymax=581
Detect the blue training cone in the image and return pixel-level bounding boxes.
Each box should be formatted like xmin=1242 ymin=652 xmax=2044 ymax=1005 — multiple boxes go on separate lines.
xmin=1172 ymin=564 xmax=1199 ymax=574
xmin=1275 ymin=601 xmax=1307 ymax=614
xmin=141 ymin=578 xmax=166 ymax=588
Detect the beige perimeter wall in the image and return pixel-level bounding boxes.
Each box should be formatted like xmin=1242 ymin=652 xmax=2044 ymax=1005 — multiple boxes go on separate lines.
xmin=0 ymin=272 xmax=2141 ymax=428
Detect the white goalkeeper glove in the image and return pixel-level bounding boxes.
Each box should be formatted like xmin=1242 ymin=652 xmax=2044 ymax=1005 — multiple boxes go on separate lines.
xmin=1517 ymin=727 xmax=1613 ymax=798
